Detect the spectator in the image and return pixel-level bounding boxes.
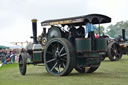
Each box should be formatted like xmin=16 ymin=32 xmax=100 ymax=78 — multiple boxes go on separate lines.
xmin=21 ymin=48 xmax=25 ymax=53
xmin=10 ymin=49 xmax=16 ymax=63
xmin=6 ymin=51 xmax=12 ymax=64
xmin=0 ymin=52 xmax=6 ymax=65
xmin=0 ymin=50 xmax=14 ymax=67
xmin=10 ymin=53 xmax=15 ymax=63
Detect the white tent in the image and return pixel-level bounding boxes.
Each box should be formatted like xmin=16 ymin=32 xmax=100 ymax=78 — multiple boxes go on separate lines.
xmin=0 ymin=41 xmax=24 ymax=49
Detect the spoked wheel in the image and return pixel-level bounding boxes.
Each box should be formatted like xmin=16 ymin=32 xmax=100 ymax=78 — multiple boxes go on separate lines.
xmin=108 ymin=42 xmax=122 ymax=61
xmin=44 ymin=38 xmax=75 ymax=76
xmin=75 ymin=66 xmax=100 ymax=73
xmin=19 ymin=53 xmax=27 ymax=75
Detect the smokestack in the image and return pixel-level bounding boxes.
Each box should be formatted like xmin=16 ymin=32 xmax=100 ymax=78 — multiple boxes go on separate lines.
xmin=32 ymin=19 xmax=38 ymax=44
xmin=122 ymin=29 xmax=126 ymax=41
xmin=43 ymin=28 xmax=46 ymax=34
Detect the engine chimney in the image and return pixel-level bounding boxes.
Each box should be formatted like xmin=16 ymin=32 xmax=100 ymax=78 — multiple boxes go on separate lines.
xmin=122 ymin=29 xmax=126 ymax=41
xmin=32 ymin=19 xmax=38 ymax=44
xmin=43 ymin=28 xmax=46 ymax=34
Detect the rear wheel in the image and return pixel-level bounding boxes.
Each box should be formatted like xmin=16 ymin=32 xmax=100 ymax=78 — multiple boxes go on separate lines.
xmin=75 ymin=66 xmax=99 ymax=73
xmin=19 ymin=53 xmax=27 ymax=75
xmin=44 ymin=38 xmax=75 ymax=76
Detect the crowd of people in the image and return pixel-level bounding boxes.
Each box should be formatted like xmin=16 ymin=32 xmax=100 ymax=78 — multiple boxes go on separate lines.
xmin=0 ymin=49 xmax=19 ymax=67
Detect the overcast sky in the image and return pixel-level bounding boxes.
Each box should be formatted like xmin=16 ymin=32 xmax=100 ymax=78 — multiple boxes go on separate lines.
xmin=0 ymin=0 xmax=128 ymax=42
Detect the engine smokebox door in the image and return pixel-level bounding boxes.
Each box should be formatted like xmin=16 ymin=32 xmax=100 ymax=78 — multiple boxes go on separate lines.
xmin=32 ymin=44 xmax=43 ymax=62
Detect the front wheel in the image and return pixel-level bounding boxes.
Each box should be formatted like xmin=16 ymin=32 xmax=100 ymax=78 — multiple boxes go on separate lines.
xmin=19 ymin=53 xmax=27 ymax=75
xmin=108 ymin=42 xmax=122 ymax=61
xmin=44 ymin=38 xmax=75 ymax=76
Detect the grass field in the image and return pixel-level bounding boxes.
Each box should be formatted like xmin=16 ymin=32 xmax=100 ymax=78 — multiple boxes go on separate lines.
xmin=1 ymin=56 xmax=128 ymax=85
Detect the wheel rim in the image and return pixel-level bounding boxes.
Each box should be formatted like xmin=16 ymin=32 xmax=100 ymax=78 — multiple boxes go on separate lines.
xmin=110 ymin=43 xmax=122 ymax=60
xmin=18 ymin=53 xmax=27 ymax=75
xmin=45 ymin=41 xmax=69 ymax=75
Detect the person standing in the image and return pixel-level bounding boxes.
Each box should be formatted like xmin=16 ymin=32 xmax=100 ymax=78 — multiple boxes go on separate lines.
xmin=95 ymin=33 xmax=99 ymax=38
xmin=11 ymin=50 xmax=16 ymax=63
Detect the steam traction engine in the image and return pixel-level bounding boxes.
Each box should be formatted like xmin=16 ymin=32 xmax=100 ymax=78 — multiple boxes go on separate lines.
xmin=18 ymin=14 xmax=111 ymax=76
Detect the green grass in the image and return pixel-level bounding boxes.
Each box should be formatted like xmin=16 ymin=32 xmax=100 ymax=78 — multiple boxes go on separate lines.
xmin=1 ymin=56 xmax=128 ymax=85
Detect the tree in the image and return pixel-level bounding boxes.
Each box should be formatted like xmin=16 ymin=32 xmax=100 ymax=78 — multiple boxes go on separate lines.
xmin=106 ymin=21 xmax=128 ymax=38
xmin=94 ymin=25 xmax=105 ymax=36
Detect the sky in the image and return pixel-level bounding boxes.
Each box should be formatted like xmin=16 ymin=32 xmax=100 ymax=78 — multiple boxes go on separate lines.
xmin=0 ymin=0 xmax=128 ymax=43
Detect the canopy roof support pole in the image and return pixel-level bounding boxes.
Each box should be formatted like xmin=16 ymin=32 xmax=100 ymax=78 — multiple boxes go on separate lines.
xmin=98 ymin=24 xmax=100 ymax=36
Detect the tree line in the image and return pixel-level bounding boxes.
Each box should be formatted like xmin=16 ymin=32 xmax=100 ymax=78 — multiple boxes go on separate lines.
xmin=94 ymin=20 xmax=128 ymax=38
